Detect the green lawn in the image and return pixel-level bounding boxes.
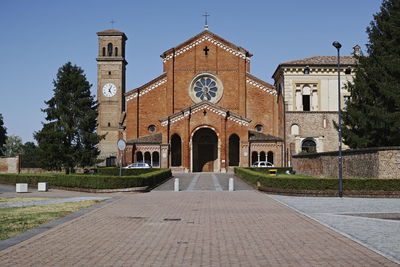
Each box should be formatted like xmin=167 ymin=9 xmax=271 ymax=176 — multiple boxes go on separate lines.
xmin=0 ymin=199 xmax=101 ymax=240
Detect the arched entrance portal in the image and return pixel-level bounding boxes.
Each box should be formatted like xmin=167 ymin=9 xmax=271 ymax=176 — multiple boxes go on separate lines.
xmin=192 ymin=128 xmax=218 ymax=172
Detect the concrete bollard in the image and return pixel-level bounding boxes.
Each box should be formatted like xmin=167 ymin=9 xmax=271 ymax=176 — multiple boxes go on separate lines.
xmin=174 ymin=178 xmax=179 ymax=192
xmin=16 ymin=183 xmax=28 ymax=193
xmin=38 ymin=182 xmax=48 ymax=192
xmin=229 ymin=178 xmax=234 ymax=192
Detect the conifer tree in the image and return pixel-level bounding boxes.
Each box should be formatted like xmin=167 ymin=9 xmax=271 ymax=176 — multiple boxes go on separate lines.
xmin=35 ymin=62 xmax=102 ymax=173
xmin=0 ymin=114 xmax=6 ymax=156
xmin=342 ymin=0 xmax=400 ymax=148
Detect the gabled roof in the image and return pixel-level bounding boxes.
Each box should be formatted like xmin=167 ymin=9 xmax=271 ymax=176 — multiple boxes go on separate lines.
xmin=248 ymin=130 xmax=283 ymax=142
xmin=125 ymin=73 xmax=167 ymax=101
xmin=246 ymin=73 xmax=277 ymax=95
xmin=160 ymin=30 xmax=252 ymax=63
xmin=272 ymin=55 xmax=357 ymax=79
xmin=97 ymin=29 xmax=127 ymax=40
xmin=160 ymin=101 xmax=251 ymax=127
xmin=127 ymin=133 xmax=162 ymax=145
xmin=280 ymin=56 xmax=357 ymax=66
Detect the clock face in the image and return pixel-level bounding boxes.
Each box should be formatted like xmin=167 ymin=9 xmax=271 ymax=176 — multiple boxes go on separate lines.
xmin=102 ymin=83 xmax=117 ymax=97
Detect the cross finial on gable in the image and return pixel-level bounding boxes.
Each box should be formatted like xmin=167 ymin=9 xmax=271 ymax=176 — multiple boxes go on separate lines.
xmin=202 ymin=12 xmax=210 ymax=30
xmin=110 ymin=19 xmax=116 ymax=29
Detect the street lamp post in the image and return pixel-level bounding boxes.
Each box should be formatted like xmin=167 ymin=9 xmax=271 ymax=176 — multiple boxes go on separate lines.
xmin=332 ymin=41 xmax=343 ymax=198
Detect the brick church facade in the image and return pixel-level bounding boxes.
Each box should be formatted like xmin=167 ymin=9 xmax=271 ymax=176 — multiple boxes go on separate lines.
xmin=97 ymin=29 xmax=284 ymax=172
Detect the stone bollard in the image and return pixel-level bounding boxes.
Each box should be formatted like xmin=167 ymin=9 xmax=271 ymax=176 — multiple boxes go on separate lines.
xmin=38 ymin=182 xmax=48 ymax=192
xmin=229 ymin=178 xmax=234 ymax=192
xmin=16 ymin=183 xmax=28 ymax=193
xmin=174 ymin=178 xmax=179 ymax=192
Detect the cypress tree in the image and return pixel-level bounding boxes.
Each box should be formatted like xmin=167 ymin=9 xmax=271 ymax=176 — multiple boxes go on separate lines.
xmin=342 ymin=0 xmax=400 ymax=148
xmin=35 ymin=62 xmax=102 ymax=173
xmin=0 ymin=114 xmax=6 ymax=156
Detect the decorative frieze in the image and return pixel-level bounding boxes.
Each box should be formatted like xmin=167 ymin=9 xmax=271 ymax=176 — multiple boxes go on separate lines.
xmin=246 ymin=78 xmax=277 ymax=95
xmin=126 ymin=78 xmax=167 ymax=101
xmin=160 ymin=102 xmax=250 ymax=127
xmin=163 ymin=34 xmax=250 ymax=63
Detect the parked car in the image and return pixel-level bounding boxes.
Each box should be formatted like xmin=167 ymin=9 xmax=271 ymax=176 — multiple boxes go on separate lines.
xmin=123 ymin=162 xmax=152 ymax=169
xmin=252 ymin=161 xmax=274 ymax=167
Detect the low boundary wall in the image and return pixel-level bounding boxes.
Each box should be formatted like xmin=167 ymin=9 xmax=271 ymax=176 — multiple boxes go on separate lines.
xmin=292 ymin=146 xmax=400 ymax=179
xmin=0 ymin=156 xmax=20 ymax=174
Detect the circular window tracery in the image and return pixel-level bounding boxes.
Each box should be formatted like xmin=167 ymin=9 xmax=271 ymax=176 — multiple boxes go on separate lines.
xmin=189 ymin=73 xmax=223 ymax=104
xmin=148 ymin=125 xmax=156 ymax=133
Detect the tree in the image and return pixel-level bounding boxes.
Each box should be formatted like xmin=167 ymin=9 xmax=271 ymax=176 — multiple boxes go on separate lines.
xmin=20 ymin=142 xmax=39 ymax=168
xmin=0 ymin=114 xmax=6 ymax=156
xmin=34 ymin=62 xmax=102 ymax=173
xmin=3 ymin=135 xmax=23 ymax=157
xmin=342 ymin=0 xmax=400 ymax=148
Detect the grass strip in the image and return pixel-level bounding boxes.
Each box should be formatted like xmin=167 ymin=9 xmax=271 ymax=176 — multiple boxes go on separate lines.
xmin=0 ymin=200 xmax=101 ymax=240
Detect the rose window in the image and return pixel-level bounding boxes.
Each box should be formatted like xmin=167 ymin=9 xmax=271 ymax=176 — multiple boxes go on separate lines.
xmin=194 ymin=77 xmax=218 ymax=101
xmin=189 ymin=73 xmax=223 ymax=104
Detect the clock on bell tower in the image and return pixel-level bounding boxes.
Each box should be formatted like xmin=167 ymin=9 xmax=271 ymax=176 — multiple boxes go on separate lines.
xmin=96 ymin=29 xmax=128 ymax=165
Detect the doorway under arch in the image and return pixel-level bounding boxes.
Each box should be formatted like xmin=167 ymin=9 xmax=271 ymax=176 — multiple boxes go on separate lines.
xmin=192 ymin=127 xmax=218 ymax=172
xmin=228 ymin=134 xmax=240 ymax=166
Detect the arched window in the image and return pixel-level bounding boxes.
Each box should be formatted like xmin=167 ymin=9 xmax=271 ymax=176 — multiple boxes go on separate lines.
xmin=102 ymin=47 xmax=106 ymax=56
xmin=115 ymin=47 xmax=118 ymax=56
xmin=152 ymin=152 xmax=160 ymax=167
xmin=136 ymin=151 xmax=143 ymax=162
xmin=171 ymin=134 xmax=182 ymax=166
xmin=260 ymin=151 xmax=266 ymax=161
xmin=267 ymin=151 xmax=274 ymax=164
xmin=251 ymin=151 xmax=258 ymax=165
xmin=144 ymin=152 xmax=151 ymax=165
xmin=291 ymin=124 xmax=299 ymax=135
xmin=228 ymin=134 xmax=240 ymax=166
xmin=107 ymin=43 xmax=113 ymax=56
xmin=302 ymin=138 xmax=316 ymax=153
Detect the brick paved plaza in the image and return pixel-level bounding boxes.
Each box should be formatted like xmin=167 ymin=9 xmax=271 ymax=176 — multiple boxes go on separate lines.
xmin=0 ymin=173 xmax=397 ymax=266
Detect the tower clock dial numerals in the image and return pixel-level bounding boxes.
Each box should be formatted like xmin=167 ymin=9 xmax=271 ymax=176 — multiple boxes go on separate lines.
xmin=102 ymin=83 xmax=117 ymax=97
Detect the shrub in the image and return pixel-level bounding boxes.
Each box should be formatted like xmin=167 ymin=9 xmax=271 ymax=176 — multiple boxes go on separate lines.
xmin=234 ymin=167 xmax=400 ymax=191
xmin=96 ymin=167 xmax=156 ymax=176
xmin=0 ymin=169 xmax=172 ymax=189
xmin=246 ymin=167 xmax=294 ymax=174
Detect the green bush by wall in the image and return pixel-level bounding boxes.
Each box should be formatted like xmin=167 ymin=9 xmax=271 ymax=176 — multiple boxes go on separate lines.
xmin=96 ymin=167 xmax=156 ymax=176
xmin=234 ymin=167 xmax=400 ymax=191
xmin=0 ymin=169 xmax=172 ymax=189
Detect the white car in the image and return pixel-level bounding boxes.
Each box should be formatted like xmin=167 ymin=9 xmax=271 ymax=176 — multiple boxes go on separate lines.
xmin=123 ymin=162 xmax=152 ymax=169
xmin=252 ymin=161 xmax=274 ymax=167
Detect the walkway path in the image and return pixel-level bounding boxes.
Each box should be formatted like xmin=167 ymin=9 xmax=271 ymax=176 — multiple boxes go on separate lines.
xmin=154 ymin=172 xmax=253 ymax=191
xmin=0 ymin=174 xmax=396 ymax=266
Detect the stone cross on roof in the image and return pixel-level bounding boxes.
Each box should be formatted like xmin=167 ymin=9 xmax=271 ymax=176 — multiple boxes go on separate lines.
xmin=202 ymin=12 xmax=209 ymax=30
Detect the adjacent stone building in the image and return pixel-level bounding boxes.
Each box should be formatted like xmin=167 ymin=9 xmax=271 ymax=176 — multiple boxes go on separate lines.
xmin=97 ymin=29 xmax=284 ymax=172
xmin=272 ymin=53 xmax=357 ymax=165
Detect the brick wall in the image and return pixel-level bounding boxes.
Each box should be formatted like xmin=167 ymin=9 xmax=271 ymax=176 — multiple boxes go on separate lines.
xmin=0 ymin=156 xmax=20 ymax=174
xmin=292 ymin=147 xmax=400 ymax=178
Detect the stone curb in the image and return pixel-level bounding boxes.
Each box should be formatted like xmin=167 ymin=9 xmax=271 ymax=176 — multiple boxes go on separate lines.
xmin=0 ymin=197 xmax=119 ymax=251
xmin=258 ymin=186 xmax=400 ymax=198
xmin=50 ymin=186 xmax=148 ymax=193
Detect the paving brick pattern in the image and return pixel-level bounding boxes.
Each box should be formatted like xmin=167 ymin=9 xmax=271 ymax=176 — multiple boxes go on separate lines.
xmin=0 ymin=187 xmax=396 ymax=266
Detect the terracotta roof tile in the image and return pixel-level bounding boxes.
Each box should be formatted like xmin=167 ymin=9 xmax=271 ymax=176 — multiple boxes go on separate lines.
xmin=127 ymin=133 xmax=162 ymax=144
xmin=248 ymin=130 xmax=283 ymax=142
xmin=281 ymin=56 xmax=357 ymax=66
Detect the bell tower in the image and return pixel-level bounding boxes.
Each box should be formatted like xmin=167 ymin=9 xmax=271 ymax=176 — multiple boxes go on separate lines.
xmin=96 ymin=29 xmax=127 ymax=165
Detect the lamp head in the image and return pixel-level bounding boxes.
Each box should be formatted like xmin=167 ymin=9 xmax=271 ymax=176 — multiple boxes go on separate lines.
xmin=332 ymin=41 xmax=342 ymax=49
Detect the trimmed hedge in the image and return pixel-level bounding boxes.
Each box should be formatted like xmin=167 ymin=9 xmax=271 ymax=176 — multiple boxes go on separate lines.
xmin=246 ymin=167 xmax=293 ymax=174
xmin=96 ymin=167 xmax=156 ymax=176
xmin=0 ymin=169 xmax=172 ymax=189
xmin=235 ymin=167 xmax=400 ymax=191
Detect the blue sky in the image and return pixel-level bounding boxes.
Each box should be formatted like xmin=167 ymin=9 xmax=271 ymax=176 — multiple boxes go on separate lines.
xmin=0 ymin=0 xmax=382 ymax=142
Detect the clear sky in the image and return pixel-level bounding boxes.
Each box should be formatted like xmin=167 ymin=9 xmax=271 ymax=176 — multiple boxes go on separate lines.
xmin=0 ymin=0 xmax=382 ymax=143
